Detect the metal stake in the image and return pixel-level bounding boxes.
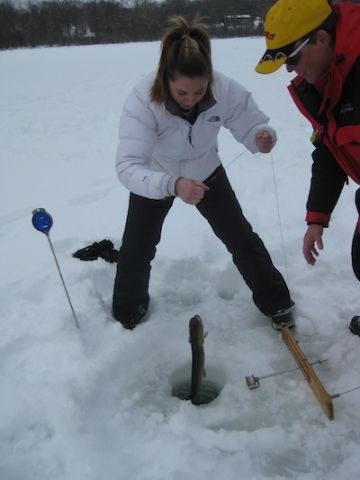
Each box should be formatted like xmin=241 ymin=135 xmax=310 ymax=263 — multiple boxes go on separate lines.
xmin=246 ymin=358 xmax=328 ymax=390
xmin=32 ymin=208 xmax=80 ymax=329
xmin=332 ymin=385 xmax=360 ymax=399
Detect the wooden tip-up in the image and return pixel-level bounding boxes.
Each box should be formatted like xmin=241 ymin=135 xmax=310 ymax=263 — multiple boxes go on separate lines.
xmin=281 ymin=325 xmax=335 ymax=421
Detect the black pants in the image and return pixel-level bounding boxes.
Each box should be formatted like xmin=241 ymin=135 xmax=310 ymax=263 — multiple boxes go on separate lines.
xmin=352 ymin=188 xmax=360 ymax=281
xmin=112 ymin=166 xmax=291 ymax=320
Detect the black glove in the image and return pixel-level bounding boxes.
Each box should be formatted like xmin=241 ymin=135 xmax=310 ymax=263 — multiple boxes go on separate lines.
xmin=72 ymin=239 xmax=118 ymax=263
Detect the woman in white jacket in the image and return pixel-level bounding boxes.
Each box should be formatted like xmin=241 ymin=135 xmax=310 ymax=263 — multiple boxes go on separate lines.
xmin=113 ymin=15 xmax=294 ymax=330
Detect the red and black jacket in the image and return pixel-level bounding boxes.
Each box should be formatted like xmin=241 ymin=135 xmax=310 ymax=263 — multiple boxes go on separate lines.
xmin=288 ymin=3 xmax=360 ymax=227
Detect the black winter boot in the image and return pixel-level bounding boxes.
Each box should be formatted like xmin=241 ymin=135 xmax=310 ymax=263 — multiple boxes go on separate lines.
xmin=349 ymin=316 xmax=360 ymax=336
xmin=112 ymin=265 xmax=150 ymax=329
xmin=115 ymin=299 xmax=150 ymax=330
xmin=271 ymin=307 xmax=295 ymax=330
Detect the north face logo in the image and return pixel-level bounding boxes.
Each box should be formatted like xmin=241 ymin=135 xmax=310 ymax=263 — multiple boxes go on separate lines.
xmin=339 ymin=103 xmax=354 ymax=115
xmin=207 ymin=115 xmax=220 ymax=122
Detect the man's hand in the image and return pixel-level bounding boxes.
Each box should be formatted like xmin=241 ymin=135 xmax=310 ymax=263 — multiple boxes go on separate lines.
xmin=303 ymin=224 xmax=324 ymax=265
xmin=255 ymin=130 xmax=274 ymax=153
xmin=175 ymin=178 xmax=209 ymax=205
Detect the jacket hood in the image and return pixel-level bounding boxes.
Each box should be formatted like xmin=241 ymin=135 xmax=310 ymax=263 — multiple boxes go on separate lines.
xmin=332 ymin=3 xmax=360 ymax=80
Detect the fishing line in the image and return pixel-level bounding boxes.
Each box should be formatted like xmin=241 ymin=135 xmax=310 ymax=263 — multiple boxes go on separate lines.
xmin=270 ymin=152 xmax=289 ymax=283
xmin=205 ymin=150 xmax=247 ymax=186
xmin=224 ymin=147 xmax=289 ymax=286
xmin=223 ymin=149 xmax=247 ymax=170
xmin=223 ymin=148 xmax=290 ymax=286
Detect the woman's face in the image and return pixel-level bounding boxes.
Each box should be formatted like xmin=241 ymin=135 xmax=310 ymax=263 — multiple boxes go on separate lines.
xmin=169 ymin=76 xmax=209 ymax=111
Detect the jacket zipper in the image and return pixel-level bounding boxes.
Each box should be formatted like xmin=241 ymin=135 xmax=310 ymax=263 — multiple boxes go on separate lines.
xmin=188 ymin=126 xmax=193 ymax=146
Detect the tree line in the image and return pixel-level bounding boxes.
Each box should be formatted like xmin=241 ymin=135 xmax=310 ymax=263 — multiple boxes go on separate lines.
xmin=0 ymin=0 xmax=275 ymax=50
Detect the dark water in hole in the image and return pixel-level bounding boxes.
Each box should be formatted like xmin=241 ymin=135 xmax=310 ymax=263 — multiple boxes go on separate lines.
xmin=172 ymin=379 xmax=220 ymax=405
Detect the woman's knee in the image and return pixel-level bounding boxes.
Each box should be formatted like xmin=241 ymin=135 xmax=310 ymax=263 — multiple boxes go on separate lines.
xmin=355 ymin=188 xmax=360 ymax=215
xmin=352 ymin=229 xmax=360 ymax=281
xmin=352 ymin=189 xmax=360 ymax=281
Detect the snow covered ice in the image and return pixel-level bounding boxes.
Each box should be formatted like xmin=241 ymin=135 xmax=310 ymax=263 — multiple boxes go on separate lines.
xmin=1 ymin=37 xmax=360 ymax=480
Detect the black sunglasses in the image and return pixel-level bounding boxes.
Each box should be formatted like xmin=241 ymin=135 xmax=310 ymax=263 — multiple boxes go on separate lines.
xmin=285 ymin=38 xmax=310 ymax=66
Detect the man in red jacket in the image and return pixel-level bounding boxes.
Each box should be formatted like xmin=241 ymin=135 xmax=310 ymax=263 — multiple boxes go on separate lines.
xmin=255 ymin=0 xmax=360 ymax=334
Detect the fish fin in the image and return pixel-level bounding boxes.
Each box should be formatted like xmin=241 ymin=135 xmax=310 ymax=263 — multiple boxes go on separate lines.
xmin=204 ymin=331 xmax=209 ymax=338
xmin=203 ymin=368 xmax=207 ymax=378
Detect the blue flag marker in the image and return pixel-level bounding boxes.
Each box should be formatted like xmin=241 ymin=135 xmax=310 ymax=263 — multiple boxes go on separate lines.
xmin=32 ymin=208 xmax=80 ymax=329
xmin=32 ymin=208 xmax=53 ymax=235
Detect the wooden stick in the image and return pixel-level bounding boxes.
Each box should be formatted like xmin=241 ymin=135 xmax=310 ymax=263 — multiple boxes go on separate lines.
xmin=281 ymin=325 xmax=335 ymax=421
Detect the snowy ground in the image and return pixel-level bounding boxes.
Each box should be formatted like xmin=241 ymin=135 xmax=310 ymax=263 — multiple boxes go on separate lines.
xmin=1 ymin=37 xmax=360 ymax=480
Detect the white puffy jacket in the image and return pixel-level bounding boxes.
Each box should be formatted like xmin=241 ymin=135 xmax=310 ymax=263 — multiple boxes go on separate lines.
xmin=115 ymin=70 xmax=276 ymax=199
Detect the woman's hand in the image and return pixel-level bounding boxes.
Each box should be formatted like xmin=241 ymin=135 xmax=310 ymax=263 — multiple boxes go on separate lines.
xmin=303 ymin=224 xmax=324 ymax=265
xmin=175 ymin=178 xmax=209 ymax=205
xmin=255 ymin=130 xmax=274 ymax=153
